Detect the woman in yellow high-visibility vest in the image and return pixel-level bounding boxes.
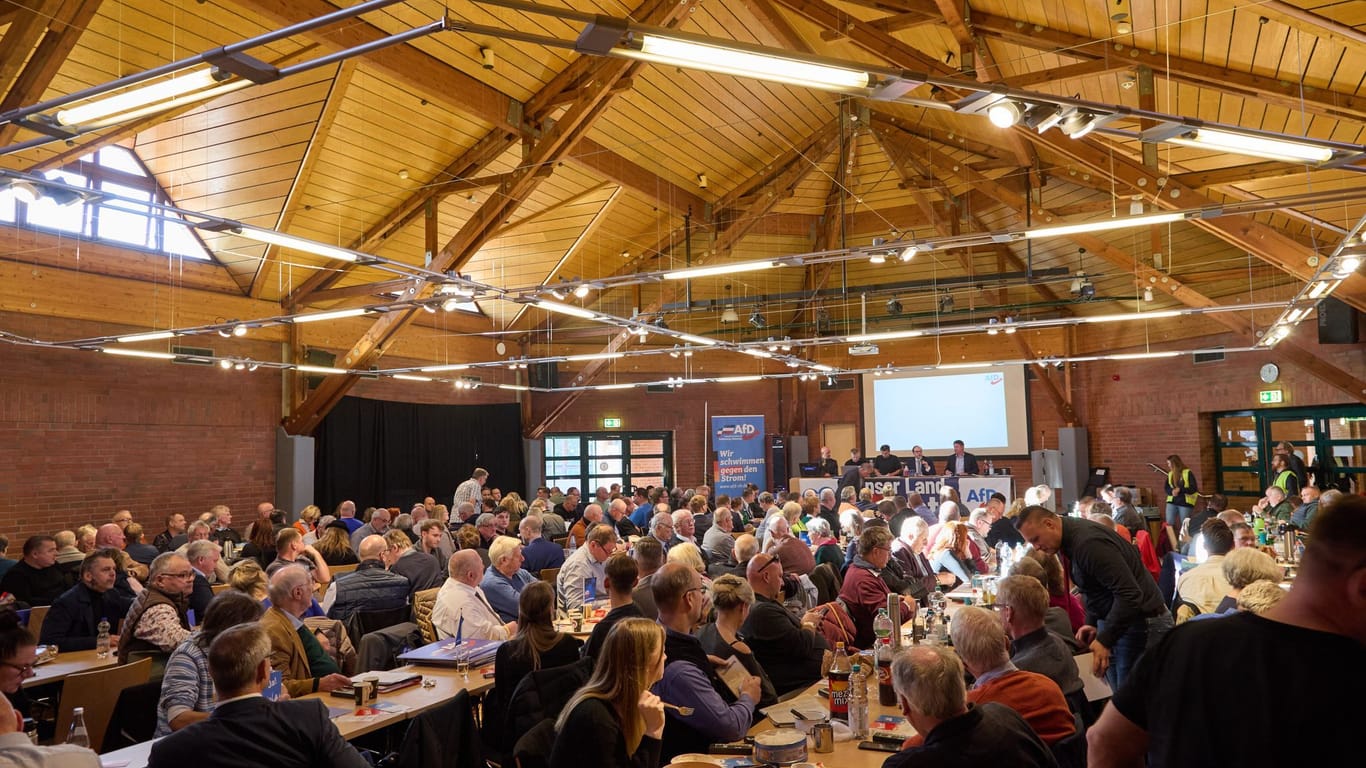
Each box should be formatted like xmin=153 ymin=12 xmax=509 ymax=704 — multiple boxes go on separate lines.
xmin=1164 ymin=454 xmax=1198 ymax=527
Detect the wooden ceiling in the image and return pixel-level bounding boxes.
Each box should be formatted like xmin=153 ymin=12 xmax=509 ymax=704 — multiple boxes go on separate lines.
xmin=1 ymin=0 xmax=1364 ymax=427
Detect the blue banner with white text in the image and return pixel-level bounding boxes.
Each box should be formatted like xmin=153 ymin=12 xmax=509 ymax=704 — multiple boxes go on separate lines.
xmin=711 ymin=415 xmax=766 ymax=498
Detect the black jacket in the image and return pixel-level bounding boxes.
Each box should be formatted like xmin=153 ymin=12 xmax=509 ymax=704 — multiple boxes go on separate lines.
xmin=1057 ymin=516 xmax=1165 ymax=648
xmin=39 ymin=582 xmax=133 ymax=651
xmin=147 ymin=696 xmax=367 ymax=768
xmin=739 ymin=594 xmax=827 ymax=696
xmin=883 ymin=703 xmax=1056 ymax=768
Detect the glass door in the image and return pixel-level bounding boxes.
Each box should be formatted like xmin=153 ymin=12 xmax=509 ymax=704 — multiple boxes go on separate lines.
xmin=1213 ymin=404 xmax=1366 ymax=509
xmin=542 ymin=432 xmax=673 ymax=495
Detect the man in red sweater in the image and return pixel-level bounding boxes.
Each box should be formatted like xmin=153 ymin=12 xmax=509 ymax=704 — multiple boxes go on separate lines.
xmin=949 ymin=605 xmax=1076 ymax=745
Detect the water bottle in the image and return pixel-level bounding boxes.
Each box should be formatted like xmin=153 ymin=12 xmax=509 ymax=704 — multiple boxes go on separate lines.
xmin=873 ymin=608 xmax=893 ymax=646
xmin=67 ymin=707 xmax=89 ymax=747
xmin=567 ymin=533 xmax=577 ymax=552
xmin=827 ymin=642 xmax=851 ymax=721
xmin=848 ymin=664 xmax=869 ymax=739
xmin=997 ymin=543 xmax=1012 ymax=576
xmin=1253 ymin=515 xmax=1267 ymax=546
xmin=96 ymin=617 xmax=111 ymax=659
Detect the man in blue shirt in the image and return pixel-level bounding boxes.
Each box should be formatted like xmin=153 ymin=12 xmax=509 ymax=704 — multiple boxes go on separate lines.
xmin=519 ymin=516 xmax=564 ymax=575
xmin=481 ymin=536 xmax=537 ymax=622
xmin=630 ymin=486 xmax=654 ymax=528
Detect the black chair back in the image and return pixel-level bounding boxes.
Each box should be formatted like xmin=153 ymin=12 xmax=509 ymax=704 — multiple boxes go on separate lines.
xmin=513 ymin=718 xmax=557 ymax=768
xmin=100 ymin=680 xmax=162 ymax=753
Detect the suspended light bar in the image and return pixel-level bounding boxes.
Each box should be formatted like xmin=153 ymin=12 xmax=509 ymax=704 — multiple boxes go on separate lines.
xmin=419 ymin=363 xmax=470 ymax=372
xmin=662 ymin=260 xmax=775 ymax=280
xmin=499 ymin=384 xmax=530 ymax=391
xmin=232 ymin=226 xmax=363 ymax=262
xmin=116 ymin=330 xmax=176 ymax=344
xmin=1107 ymin=351 xmax=1182 ymax=360
xmin=846 ymin=330 xmax=924 ymax=343
xmin=1169 ymin=128 xmax=1335 ymax=164
xmin=565 ymin=352 xmax=624 ymax=362
xmin=674 ymin=333 xmax=718 ymax=346
xmin=620 ymin=34 xmax=871 ymax=92
xmin=103 ymin=348 xmax=176 ymax=360
xmin=289 ymin=307 xmax=371 ymax=323
xmin=1024 ymin=212 xmax=1185 ymax=240
xmin=740 ymin=348 xmax=773 ymax=358
xmin=392 ymin=374 xmax=433 ymax=382
xmin=937 ymin=362 xmax=993 ymax=369
xmin=1081 ymin=310 xmax=1185 ymax=324
xmin=596 ymin=383 xmax=636 ymax=390
xmin=296 ymin=364 xmax=349 ymax=374
xmin=714 ymin=375 xmax=763 ymax=383
xmin=533 ymin=300 xmax=597 ymax=319
xmin=54 ymin=69 xmax=225 ymax=127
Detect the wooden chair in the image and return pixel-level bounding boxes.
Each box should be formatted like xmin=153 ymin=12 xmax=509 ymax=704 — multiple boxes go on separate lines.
xmin=210 ymin=583 xmax=230 ymax=595
xmin=331 ymin=563 xmax=359 ymax=576
xmin=538 ymin=568 xmax=559 ymax=585
xmin=25 ymin=605 xmax=49 ymax=642
xmin=54 ymin=657 xmax=152 ymax=752
xmin=549 ymin=535 xmax=568 ymax=549
xmin=413 ymin=587 xmax=440 ymax=645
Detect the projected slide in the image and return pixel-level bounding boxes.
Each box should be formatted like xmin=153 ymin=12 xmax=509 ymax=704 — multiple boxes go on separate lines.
xmin=862 ymin=366 xmax=1030 ymax=457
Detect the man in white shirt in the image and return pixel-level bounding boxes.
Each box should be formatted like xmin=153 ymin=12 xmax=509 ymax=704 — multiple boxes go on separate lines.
xmin=431 ymin=550 xmax=516 ymax=641
xmin=556 ymin=524 xmax=617 ymax=610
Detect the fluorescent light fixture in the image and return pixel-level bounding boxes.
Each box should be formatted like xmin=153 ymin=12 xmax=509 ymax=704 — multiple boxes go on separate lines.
xmin=740 ymin=348 xmax=773 ymax=358
xmin=1025 ymin=212 xmax=1185 ymax=239
xmin=1336 ymin=254 xmax=1362 ymax=276
xmin=1107 ymin=351 xmax=1181 ymax=360
xmin=715 ymin=375 xmax=763 ymax=383
xmin=1081 ymin=310 xmax=1184 ymax=323
xmin=1268 ymin=325 xmax=1292 ymax=341
xmin=533 ymin=300 xmax=597 ymax=319
xmin=1170 ymin=128 xmax=1334 ymax=164
xmin=623 ymin=34 xmax=871 ymax=91
xmin=662 ymin=260 xmax=775 ymax=280
xmin=419 ymin=363 xmax=470 ymax=372
xmin=1307 ymin=281 xmax=1333 ymax=299
xmin=76 ymin=80 xmax=251 ymax=128
xmin=596 ymin=383 xmax=636 ymax=390
xmin=392 ymin=374 xmax=433 ymax=382
xmin=812 ymin=364 xmax=835 ymax=372
xmin=565 ymin=352 xmax=624 ymax=362
xmin=290 ymin=307 xmax=371 ymax=323
xmin=937 ymin=362 xmax=992 ymax=369
xmin=499 ymin=384 xmax=530 ymax=391
xmin=296 ymin=364 xmax=349 ymax=374
xmin=846 ymin=330 xmax=924 ymax=343
xmin=899 ymin=246 xmax=917 ymax=263
xmin=675 ymin=333 xmax=717 ymax=346
xmin=231 ymin=225 xmax=361 ymax=262
xmin=115 ymin=330 xmax=176 ymax=343
xmin=55 ymin=68 xmax=222 ymax=126
xmin=1284 ymin=307 xmax=1309 ymax=323
xmin=103 ymin=348 xmax=176 ymax=360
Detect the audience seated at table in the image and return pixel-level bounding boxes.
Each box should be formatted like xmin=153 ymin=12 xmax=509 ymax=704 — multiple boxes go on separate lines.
xmin=118 ymin=552 xmax=195 ymax=663
xmin=702 ymin=507 xmax=737 ymax=565
xmin=173 ymin=522 xmax=229 ymax=584
xmin=549 ymin=618 xmax=666 ymax=768
xmin=739 ymin=552 xmax=828 ymax=698
xmin=40 ymin=549 xmax=133 ymax=652
xmin=95 ymin=523 xmax=150 ymax=584
xmin=841 ymin=526 xmax=916 ymax=649
xmin=1174 ymin=519 xmax=1235 ymax=622
xmin=326 ymin=535 xmax=411 ymax=627
xmin=312 ymin=520 xmax=360 ymax=567
xmin=763 ymin=514 xmax=814 ymax=576
xmin=1 ymin=609 xmax=39 ymax=718
xmin=1 ymin=681 xmax=98 ymax=767
xmin=890 ymin=517 xmax=937 ymax=604
xmin=696 ymin=575 xmax=778 ymax=708
xmin=518 ymin=515 xmax=565 ymax=575
xmin=184 ymin=539 xmax=220 ymax=623
xmin=884 ymin=645 xmax=1057 ymax=768
xmin=949 ymin=606 xmax=1076 ymax=745
xmin=432 ymin=550 xmax=517 ymax=641
xmin=385 ymin=528 xmax=443 ymax=597
xmin=806 ymin=517 xmax=843 ymax=572
xmin=267 ymin=528 xmax=333 ymax=590
xmin=156 ymin=591 xmax=264 ymax=737
xmin=1023 ymin=549 xmax=1086 ymax=634
xmin=0 ymin=535 xmax=65 ymax=608
xmin=261 ymin=565 xmax=351 ymax=698
xmin=1186 ymin=547 xmax=1284 ymax=620
xmin=1007 ymin=557 xmax=1082 ymax=644
xmin=556 ymin=524 xmax=616 ymax=612
xmin=585 ymin=553 xmax=644 ymax=660
xmin=652 ymin=563 xmax=760 ymax=762
xmin=147 ymin=623 xmax=368 ymax=768
xmin=482 ymin=535 xmax=539 ymax=623
xmin=994 ymin=575 xmax=1084 ymax=708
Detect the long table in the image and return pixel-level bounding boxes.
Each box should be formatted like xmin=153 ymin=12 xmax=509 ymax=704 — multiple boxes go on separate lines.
xmin=24 ymin=649 xmax=116 ymax=688
xmin=98 ymin=663 xmax=494 ymax=768
xmin=789 ymin=475 xmax=1016 ymax=507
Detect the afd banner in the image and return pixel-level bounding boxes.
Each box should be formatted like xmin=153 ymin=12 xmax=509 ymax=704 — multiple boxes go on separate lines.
xmin=711 ymin=415 xmax=766 ymax=498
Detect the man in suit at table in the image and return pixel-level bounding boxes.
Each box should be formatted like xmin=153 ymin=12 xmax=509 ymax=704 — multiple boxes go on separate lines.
xmin=184 ymin=539 xmax=220 ymax=622
xmin=147 ymin=623 xmax=368 ymax=768
xmin=259 ymin=565 xmax=352 ymax=699
xmin=946 ymin=439 xmax=980 ymax=476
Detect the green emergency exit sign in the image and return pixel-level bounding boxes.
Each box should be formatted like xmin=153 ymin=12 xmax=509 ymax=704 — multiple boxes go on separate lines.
xmin=1259 ymin=389 xmax=1284 ymax=404
xmin=602 ymin=417 xmax=622 ymax=428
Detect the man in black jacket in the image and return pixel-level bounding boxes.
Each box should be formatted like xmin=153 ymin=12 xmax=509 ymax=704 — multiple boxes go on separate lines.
xmin=0 ymin=535 xmax=65 ymax=607
xmin=1016 ymin=506 xmax=1171 ymax=691
xmin=147 ymin=623 xmax=367 ymax=768
xmin=740 ymin=553 xmax=828 ymax=696
xmin=40 ymin=549 xmax=133 ymax=651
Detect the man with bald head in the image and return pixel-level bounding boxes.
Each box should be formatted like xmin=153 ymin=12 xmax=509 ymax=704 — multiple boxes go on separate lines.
xmin=327 ymin=534 xmax=410 ymax=625
xmin=432 ymin=550 xmax=516 ymax=641
xmin=261 ymin=565 xmax=352 ymax=698
xmin=97 ymin=522 xmax=150 ymax=582
xmin=568 ymin=503 xmax=604 ymax=544
xmin=740 ymin=551 xmax=828 ymax=696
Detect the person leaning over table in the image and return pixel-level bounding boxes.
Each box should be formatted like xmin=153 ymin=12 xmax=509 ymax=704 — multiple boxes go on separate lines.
xmin=260 ymin=565 xmax=352 ymax=698
xmin=548 ymin=618 xmax=666 ymax=768
xmin=148 ymin=624 xmax=367 ymax=768
xmin=651 ymin=563 xmax=760 ymax=762
xmin=118 ymin=552 xmax=196 ymax=663
xmin=883 ymin=645 xmax=1057 ymax=768
xmin=741 ymin=552 xmax=828 ymax=698
xmin=1089 ymin=494 xmax=1366 ymax=768
xmin=40 ymin=549 xmax=133 ymax=651
xmin=156 ymin=591 xmax=265 ymax=737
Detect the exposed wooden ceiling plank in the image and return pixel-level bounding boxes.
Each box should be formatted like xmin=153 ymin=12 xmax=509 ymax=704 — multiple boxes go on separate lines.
xmin=742 ymin=0 xmax=815 ymax=52
xmin=0 ymin=0 xmax=62 ymax=101
xmin=1001 ymin=59 xmax=1128 ymax=90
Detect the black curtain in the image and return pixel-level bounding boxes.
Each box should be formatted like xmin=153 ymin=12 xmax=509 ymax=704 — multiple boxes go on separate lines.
xmin=314 ymin=396 xmax=525 ymax=512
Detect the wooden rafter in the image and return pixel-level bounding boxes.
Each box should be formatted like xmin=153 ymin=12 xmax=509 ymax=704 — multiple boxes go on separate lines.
xmin=743 ymin=0 xmax=814 ymax=52
xmin=784 ymin=120 xmax=857 ymax=328
xmin=1012 ymin=333 xmax=1078 ymax=426
xmin=1002 ymin=59 xmax=1127 ymax=90
xmin=280 ymin=0 xmax=700 ymax=436
xmin=872 ymin=113 xmax=1366 ymax=403
xmin=0 ymin=0 xmax=101 ymax=147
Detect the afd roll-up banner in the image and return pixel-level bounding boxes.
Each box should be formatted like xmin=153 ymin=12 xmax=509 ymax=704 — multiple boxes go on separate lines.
xmin=711 ymin=415 xmax=766 ymax=498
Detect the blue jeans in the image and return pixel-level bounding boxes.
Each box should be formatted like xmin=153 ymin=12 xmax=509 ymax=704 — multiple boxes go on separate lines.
xmin=1099 ymin=613 xmax=1174 ymax=692
xmin=1165 ymin=503 xmax=1190 ymax=527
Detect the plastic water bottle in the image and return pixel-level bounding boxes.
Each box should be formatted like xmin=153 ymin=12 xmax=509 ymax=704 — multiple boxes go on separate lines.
xmin=67 ymin=707 xmax=89 ymax=747
xmin=873 ymin=608 xmax=893 ymax=645
xmin=997 ymin=543 xmax=1013 ymax=576
xmin=567 ymin=533 xmax=577 ymax=552
xmin=848 ymin=663 xmax=869 ymax=739
xmin=827 ymin=642 xmax=851 ymax=721
xmin=96 ymin=617 xmax=110 ymax=659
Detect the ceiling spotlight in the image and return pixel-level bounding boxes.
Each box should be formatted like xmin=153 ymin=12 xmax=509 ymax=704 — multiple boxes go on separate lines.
xmin=1143 ymin=286 xmax=1154 ymax=302
xmin=869 ymin=252 xmax=886 ymax=265
xmin=234 ymin=362 xmax=246 ymax=371
xmin=218 ymin=359 xmax=232 ymax=370
xmin=442 ymin=297 xmax=461 ymax=312
xmin=466 ymin=193 xmax=478 ymax=204
xmin=696 ymin=173 xmax=708 ymax=189
xmin=572 ymin=284 xmax=590 ymax=299
xmin=987 ymin=100 xmax=1023 ymax=128
xmin=232 ymin=323 xmax=247 ymax=337
xmin=899 ymin=245 xmax=917 ymax=263
xmin=1079 ymin=279 xmax=1096 ymax=300
xmin=938 ymin=292 xmax=954 ymax=313
xmin=480 ymin=46 xmax=496 ymax=70
xmin=247 ymin=363 xmax=259 ymax=372
xmin=422 ymin=304 xmax=437 ymax=314
xmin=217 ymin=328 xmax=232 ymax=338
xmin=719 ymin=307 xmax=740 ymax=323
xmin=749 ymin=309 xmax=766 ymax=329
xmin=886 ymin=297 xmax=903 ymax=316
xmin=653 ymin=316 xmax=669 ymax=330
xmin=1003 ymin=316 xmax=1017 ymax=334
xmin=9 ymin=181 xmax=40 ymax=205
xmin=683 ymin=348 xmax=693 ymax=357
xmin=46 ymin=187 xmax=82 ymax=208
xmin=1335 ymin=254 xmax=1362 ymax=277
xmin=620 ymin=250 xmax=630 ymax=259
xmin=766 ymin=337 xmax=779 ymax=352
xmin=987 ymin=317 xmax=1000 ymax=335
xmin=1023 ymin=105 xmax=1063 ymax=133
xmin=1061 ymin=110 xmax=1099 ymax=139
xmin=780 ymin=337 xmax=792 ymax=351
xmin=669 ymin=345 xmax=681 ymax=358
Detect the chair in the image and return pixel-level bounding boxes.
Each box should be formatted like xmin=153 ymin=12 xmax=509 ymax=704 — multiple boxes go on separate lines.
xmin=210 ymin=583 xmax=230 ymax=595
xmin=53 ymin=657 xmax=152 ymax=752
xmin=505 ymin=657 xmax=593 ymax=745
xmin=101 ymin=680 xmax=161 ymax=752
xmin=346 ymin=605 xmax=413 ymax=649
xmin=413 ymin=587 xmax=440 ymax=644
xmin=512 ymin=718 xmax=556 ymax=768
xmin=331 ymin=563 xmax=359 ymax=576
xmin=1050 ymin=711 xmax=1087 ymax=768
xmin=387 ymin=689 xmax=482 ymax=768
xmin=549 ymin=535 xmax=568 ymax=548
xmin=538 ymin=568 xmax=559 ymax=585
xmin=26 ymin=605 xmax=49 ymax=642
xmin=356 ymin=622 xmax=421 ymax=673
xmin=810 ymin=562 xmax=840 ymax=605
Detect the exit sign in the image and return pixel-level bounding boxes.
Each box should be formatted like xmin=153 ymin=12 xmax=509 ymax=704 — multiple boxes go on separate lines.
xmin=1259 ymin=389 xmax=1284 ymax=404
xmin=602 ymin=417 xmax=622 ymax=428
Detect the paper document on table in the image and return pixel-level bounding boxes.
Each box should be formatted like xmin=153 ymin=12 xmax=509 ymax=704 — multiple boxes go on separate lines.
xmin=761 ymin=696 xmax=826 ymax=726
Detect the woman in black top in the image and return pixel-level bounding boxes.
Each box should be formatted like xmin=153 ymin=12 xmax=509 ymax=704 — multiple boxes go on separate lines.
xmin=312 ymin=521 xmax=359 ymax=567
xmin=488 ymin=582 xmax=582 ymax=756
xmin=696 ymin=575 xmax=777 ymax=708
xmin=550 ymin=618 xmax=666 ymax=768
xmin=237 ymin=519 xmax=275 ymax=569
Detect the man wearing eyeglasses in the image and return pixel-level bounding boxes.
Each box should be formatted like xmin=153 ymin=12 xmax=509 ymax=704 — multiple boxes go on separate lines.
xmin=555 ymin=524 xmax=617 ymax=610
xmin=118 ymin=552 xmax=195 ymax=662
xmin=741 ymin=553 xmax=828 ymax=696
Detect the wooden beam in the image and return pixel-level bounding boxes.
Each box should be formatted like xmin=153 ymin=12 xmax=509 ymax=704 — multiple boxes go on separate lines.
xmin=971 ymin=12 xmax=1366 ymax=123
xmin=0 ymin=0 xmax=60 ymax=100
xmin=282 ymin=0 xmax=701 ymax=436
xmin=0 ymin=0 xmax=98 ymax=147
xmin=742 ymin=0 xmax=814 ymax=53
xmin=1012 ymin=333 xmax=1078 ymax=425
xmin=1170 ymin=161 xmax=1307 ymax=189
xmin=1001 ymin=59 xmax=1126 ymax=90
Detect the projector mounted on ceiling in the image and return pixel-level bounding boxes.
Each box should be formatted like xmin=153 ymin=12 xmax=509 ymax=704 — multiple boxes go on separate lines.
xmin=848 ymin=344 xmax=881 ymax=356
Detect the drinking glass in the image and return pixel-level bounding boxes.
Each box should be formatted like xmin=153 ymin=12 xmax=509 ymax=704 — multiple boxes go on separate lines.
xmin=455 ymin=647 xmax=470 ymax=682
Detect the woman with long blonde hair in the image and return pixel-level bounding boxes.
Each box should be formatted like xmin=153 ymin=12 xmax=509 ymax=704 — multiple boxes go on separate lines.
xmin=550 ymin=618 xmax=666 ymax=768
